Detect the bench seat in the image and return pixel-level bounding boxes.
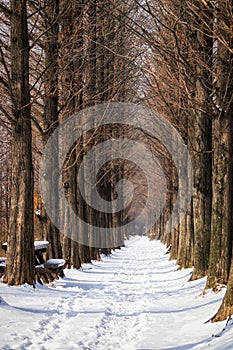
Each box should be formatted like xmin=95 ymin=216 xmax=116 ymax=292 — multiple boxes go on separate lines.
xmin=44 ymin=259 xmax=65 ymax=269
xmin=35 ymin=259 xmax=65 ymax=272
xmin=35 ymin=259 xmax=65 ymax=284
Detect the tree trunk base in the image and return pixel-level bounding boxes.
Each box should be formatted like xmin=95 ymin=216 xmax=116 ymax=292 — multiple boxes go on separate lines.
xmin=210 ymin=306 xmax=233 ymax=323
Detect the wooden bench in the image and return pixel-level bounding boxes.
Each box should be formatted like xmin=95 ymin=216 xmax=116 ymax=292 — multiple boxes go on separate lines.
xmin=36 ymin=259 xmax=65 ymax=285
xmin=45 ymin=259 xmax=65 ymax=269
xmin=1 ymin=241 xmax=66 ymax=285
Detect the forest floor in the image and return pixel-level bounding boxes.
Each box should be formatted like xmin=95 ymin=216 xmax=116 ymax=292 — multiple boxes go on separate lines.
xmin=0 ymin=236 xmax=233 ymax=350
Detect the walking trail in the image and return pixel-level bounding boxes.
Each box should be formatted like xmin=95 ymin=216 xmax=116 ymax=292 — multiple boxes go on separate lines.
xmin=0 ymin=236 xmax=232 ymax=349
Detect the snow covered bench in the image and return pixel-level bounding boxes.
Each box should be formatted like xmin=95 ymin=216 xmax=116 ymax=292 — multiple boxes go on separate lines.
xmin=1 ymin=241 xmax=66 ymax=284
xmin=44 ymin=259 xmax=65 ymax=270
xmin=33 ymin=242 xmax=66 ymax=284
xmin=36 ymin=259 xmax=65 ymax=284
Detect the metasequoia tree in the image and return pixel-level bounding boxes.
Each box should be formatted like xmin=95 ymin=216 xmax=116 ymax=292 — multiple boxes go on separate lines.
xmin=133 ymin=0 xmax=233 ymax=321
xmin=205 ymin=0 xmax=233 ymax=291
xmin=0 ymin=131 xmax=11 ymax=242
xmin=26 ymin=0 xmax=63 ymax=260
xmin=41 ymin=0 xmax=62 ymax=260
xmin=77 ymin=0 xmax=137 ymax=253
xmin=3 ymin=0 xmax=35 ymax=286
xmin=0 ymin=5 xmax=11 ymax=243
xmin=129 ymin=0 xmax=196 ymax=264
xmin=208 ymin=0 xmax=233 ymax=320
xmin=59 ymin=0 xmax=84 ymax=267
xmin=30 ymin=0 xmax=136 ymax=267
xmin=184 ymin=0 xmax=213 ymax=281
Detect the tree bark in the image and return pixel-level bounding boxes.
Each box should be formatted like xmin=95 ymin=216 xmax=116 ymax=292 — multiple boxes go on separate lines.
xmin=4 ymin=0 xmax=35 ymax=286
xmin=189 ymin=2 xmax=212 ymax=281
xmin=41 ymin=0 xmax=62 ymax=260
xmin=205 ymin=0 xmax=233 ymax=290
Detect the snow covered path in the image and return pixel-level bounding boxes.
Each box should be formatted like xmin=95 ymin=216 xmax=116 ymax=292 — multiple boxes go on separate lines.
xmin=0 ymin=236 xmax=233 ymax=350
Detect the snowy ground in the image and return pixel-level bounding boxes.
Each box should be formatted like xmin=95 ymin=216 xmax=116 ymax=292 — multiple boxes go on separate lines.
xmin=0 ymin=236 xmax=233 ymax=350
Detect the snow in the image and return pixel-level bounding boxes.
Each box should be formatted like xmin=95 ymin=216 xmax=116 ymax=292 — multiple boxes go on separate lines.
xmin=0 ymin=236 xmax=233 ymax=350
xmin=45 ymin=259 xmax=65 ymax=266
xmin=34 ymin=241 xmax=49 ymax=250
xmin=3 ymin=241 xmax=50 ymax=251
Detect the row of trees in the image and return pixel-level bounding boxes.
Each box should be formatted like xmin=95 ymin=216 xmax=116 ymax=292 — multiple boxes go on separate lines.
xmin=136 ymin=0 xmax=233 ymax=321
xmin=0 ymin=0 xmax=233 ymax=322
xmin=0 ymin=0 xmax=138 ymax=285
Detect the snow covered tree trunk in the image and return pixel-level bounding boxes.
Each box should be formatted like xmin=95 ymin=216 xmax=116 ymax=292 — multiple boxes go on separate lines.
xmin=212 ymin=246 xmax=233 ymax=321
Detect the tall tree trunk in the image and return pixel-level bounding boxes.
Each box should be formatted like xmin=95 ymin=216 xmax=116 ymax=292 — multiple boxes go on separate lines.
xmin=59 ymin=0 xmax=85 ymax=268
xmin=205 ymin=0 xmax=233 ymax=290
xmin=189 ymin=3 xmax=212 ymax=280
xmin=177 ymin=205 xmax=194 ymax=269
xmin=41 ymin=0 xmax=62 ymax=260
xmin=5 ymin=0 xmax=35 ymax=286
